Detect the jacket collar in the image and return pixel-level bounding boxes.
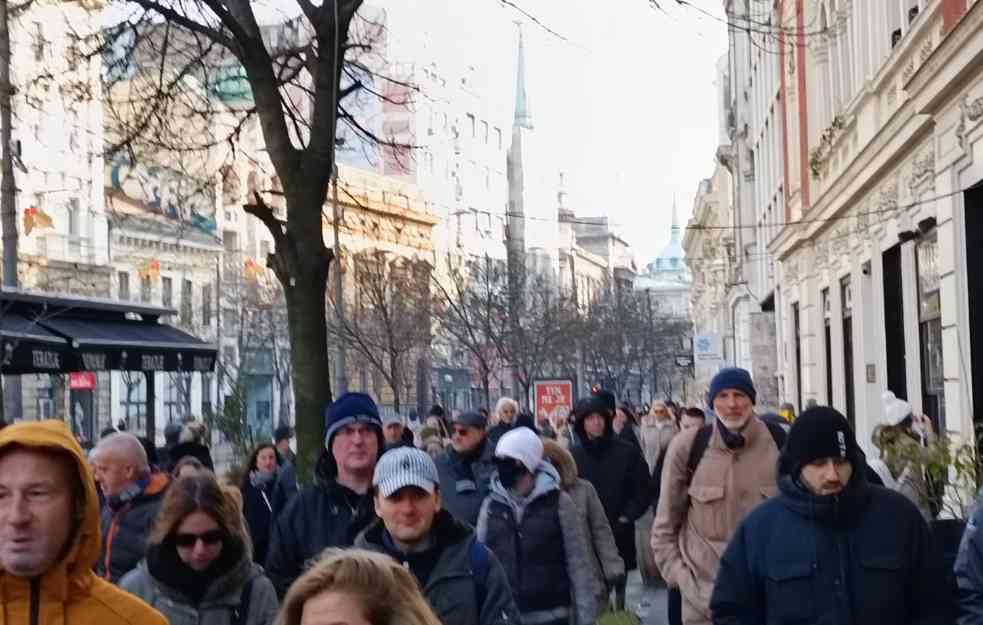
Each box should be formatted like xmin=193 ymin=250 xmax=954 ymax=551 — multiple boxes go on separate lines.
xmin=777 ymin=470 xmax=870 ymax=527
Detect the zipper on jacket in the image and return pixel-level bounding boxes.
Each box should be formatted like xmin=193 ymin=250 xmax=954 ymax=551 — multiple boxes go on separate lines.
xmin=30 ymin=578 xmax=39 ymax=625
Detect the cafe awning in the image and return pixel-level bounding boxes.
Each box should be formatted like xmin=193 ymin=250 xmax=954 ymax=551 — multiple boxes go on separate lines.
xmin=0 ymin=289 xmax=217 ymax=375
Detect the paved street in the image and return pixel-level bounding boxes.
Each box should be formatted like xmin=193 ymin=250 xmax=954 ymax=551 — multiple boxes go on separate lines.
xmin=626 ymin=571 xmax=669 ymax=625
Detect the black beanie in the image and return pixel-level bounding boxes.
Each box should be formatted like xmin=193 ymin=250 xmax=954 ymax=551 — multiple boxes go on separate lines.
xmin=591 ymin=388 xmax=617 ymax=415
xmin=778 ymin=406 xmax=861 ymax=477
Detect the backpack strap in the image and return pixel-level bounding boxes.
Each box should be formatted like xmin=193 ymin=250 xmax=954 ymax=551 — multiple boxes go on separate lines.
xmin=470 ymin=540 xmax=490 ymax=610
xmin=685 ymin=421 xmax=786 ymax=484
xmin=232 ymin=578 xmax=255 ymax=625
xmin=685 ymin=425 xmax=714 ymax=481
xmin=762 ymin=421 xmax=788 ymax=451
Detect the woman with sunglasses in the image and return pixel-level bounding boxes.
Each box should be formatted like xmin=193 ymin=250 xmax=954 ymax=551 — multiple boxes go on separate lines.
xmin=121 ymin=473 xmax=279 ymax=625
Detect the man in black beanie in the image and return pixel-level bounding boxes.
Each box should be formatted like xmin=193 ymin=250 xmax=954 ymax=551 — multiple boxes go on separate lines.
xmin=710 ymin=406 xmax=947 ymax=625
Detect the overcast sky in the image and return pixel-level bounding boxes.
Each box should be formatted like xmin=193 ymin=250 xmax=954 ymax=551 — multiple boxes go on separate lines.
xmin=105 ymin=0 xmax=729 ymax=265
xmin=384 ymin=0 xmax=731 ymax=265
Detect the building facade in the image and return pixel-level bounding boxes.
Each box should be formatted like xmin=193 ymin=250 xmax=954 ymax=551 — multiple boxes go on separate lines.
xmin=769 ymin=0 xmax=981 ymax=452
xmin=684 ymin=168 xmax=735 ymax=402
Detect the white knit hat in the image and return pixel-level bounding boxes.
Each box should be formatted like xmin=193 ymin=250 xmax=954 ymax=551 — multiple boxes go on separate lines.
xmin=881 ymin=390 xmax=913 ymax=427
xmin=495 ymin=427 xmax=543 ymax=474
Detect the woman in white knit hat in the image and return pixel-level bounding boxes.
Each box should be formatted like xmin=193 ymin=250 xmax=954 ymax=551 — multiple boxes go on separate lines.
xmin=870 ymin=390 xmax=936 ymax=520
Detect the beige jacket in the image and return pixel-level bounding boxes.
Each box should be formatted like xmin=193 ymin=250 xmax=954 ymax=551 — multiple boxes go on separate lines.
xmin=651 ymin=418 xmax=780 ymax=625
xmin=639 ymin=419 xmax=679 ymax=472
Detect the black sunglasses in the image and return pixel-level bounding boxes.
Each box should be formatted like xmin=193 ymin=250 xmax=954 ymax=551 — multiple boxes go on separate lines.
xmin=174 ymin=529 xmax=225 ymax=548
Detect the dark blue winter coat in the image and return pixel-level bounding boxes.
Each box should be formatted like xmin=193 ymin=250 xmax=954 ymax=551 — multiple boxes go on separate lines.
xmin=710 ymin=468 xmax=948 ymax=625
xmin=264 ymin=470 xmax=375 ymax=598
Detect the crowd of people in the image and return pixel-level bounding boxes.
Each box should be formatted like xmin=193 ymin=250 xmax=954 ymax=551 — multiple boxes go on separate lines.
xmin=1 ymin=367 xmax=982 ymax=625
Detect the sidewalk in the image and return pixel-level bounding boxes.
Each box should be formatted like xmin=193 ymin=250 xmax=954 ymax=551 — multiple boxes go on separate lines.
xmin=625 ymin=571 xmax=669 ymax=625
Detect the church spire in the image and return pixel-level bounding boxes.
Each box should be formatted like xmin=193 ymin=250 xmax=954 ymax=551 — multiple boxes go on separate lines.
xmin=514 ymin=24 xmax=533 ymax=130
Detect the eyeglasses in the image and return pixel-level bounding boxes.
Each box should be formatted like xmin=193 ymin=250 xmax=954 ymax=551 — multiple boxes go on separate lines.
xmin=174 ymin=529 xmax=225 ymax=548
xmin=452 ymin=427 xmax=475 ymax=437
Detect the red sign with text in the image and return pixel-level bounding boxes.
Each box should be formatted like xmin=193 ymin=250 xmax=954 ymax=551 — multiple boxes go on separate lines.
xmin=69 ymin=372 xmax=96 ymax=390
xmin=533 ymin=380 xmax=574 ymax=423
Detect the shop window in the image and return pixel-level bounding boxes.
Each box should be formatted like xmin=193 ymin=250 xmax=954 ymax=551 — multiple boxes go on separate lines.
xmin=917 ymin=232 xmax=944 ymax=429
xmin=841 ymin=275 xmax=855 ymax=427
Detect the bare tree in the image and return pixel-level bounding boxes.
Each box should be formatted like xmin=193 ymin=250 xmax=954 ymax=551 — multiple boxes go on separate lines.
xmin=99 ymin=0 xmax=413 ymax=477
xmin=431 ymin=253 xmax=510 ymax=409
xmin=579 ymin=280 xmax=649 ymax=398
xmin=507 ymin=270 xmax=581 ymax=404
xmin=329 ymin=249 xmax=430 ymax=414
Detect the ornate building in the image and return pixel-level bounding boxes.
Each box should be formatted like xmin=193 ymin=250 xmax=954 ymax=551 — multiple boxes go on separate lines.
xmin=636 ymin=201 xmax=692 ymax=319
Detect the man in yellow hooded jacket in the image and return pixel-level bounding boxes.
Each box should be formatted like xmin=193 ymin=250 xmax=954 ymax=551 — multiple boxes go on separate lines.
xmin=0 ymin=420 xmax=166 ymax=625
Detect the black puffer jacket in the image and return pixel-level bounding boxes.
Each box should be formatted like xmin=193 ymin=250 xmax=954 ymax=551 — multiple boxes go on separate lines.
xmin=264 ymin=451 xmax=376 ymax=598
xmin=355 ymin=511 xmax=520 ymax=625
xmin=97 ymin=472 xmax=170 ymax=583
xmin=710 ymin=463 xmax=948 ymax=624
xmin=435 ymin=439 xmax=497 ymax=527
xmin=570 ymin=415 xmax=650 ymax=570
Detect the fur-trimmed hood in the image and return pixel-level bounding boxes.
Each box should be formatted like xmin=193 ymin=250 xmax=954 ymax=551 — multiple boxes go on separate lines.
xmin=542 ymin=439 xmax=578 ymax=490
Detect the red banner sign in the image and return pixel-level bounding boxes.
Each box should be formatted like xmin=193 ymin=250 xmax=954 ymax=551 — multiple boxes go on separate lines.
xmin=69 ymin=372 xmax=96 ymax=390
xmin=533 ymin=380 xmax=574 ymax=423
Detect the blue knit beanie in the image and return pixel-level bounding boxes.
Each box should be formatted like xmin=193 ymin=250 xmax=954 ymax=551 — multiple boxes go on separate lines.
xmin=706 ymin=367 xmax=757 ymax=406
xmin=324 ymin=392 xmax=383 ymax=449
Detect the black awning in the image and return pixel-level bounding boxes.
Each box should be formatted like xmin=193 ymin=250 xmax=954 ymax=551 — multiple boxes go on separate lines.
xmin=0 ymin=314 xmax=70 ymax=374
xmin=41 ymin=317 xmax=216 ymax=372
xmin=0 ymin=290 xmax=216 ymax=374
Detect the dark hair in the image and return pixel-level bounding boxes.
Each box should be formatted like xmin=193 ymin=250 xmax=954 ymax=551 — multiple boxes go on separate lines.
xmin=100 ymin=427 xmax=118 ymax=439
xmin=683 ymin=407 xmax=705 ymax=419
xmin=242 ymin=443 xmax=280 ymax=484
xmin=617 ymin=402 xmax=638 ymax=425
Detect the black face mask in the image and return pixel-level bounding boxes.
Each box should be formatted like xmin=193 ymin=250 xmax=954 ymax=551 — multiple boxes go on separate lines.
xmin=495 ymin=458 xmax=528 ymax=490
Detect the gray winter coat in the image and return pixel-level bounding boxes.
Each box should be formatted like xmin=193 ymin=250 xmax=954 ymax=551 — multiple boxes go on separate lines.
xmin=355 ymin=511 xmax=520 ymax=625
xmin=120 ymin=552 xmax=278 ymax=625
xmin=476 ymin=462 xmax=596 ymax=625
xmin=435 ymin=440 xmax=497 ymax=527
xmin=543 ymin=438 xmax=623 ymax=613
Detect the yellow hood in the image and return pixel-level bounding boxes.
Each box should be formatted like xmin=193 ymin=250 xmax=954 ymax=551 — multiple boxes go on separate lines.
xmin=0 ymin=420 xmax=102 ymax=580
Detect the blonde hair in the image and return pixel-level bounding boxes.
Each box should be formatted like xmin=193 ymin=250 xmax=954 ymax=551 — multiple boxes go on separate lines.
xmin=275 ymin=548 xmax=443 ymax=625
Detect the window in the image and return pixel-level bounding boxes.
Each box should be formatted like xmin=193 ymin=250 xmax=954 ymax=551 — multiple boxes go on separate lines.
xmin=792 ymin=302 xmax=802 ymax=412
xmin=202 ymin=284 xmax=213 ymax=326
xmin=162 ymin=277 xmax=173 ymax=308
xmin=495 ymin=127 xmax=503 ymax=149
xmin=67 ymin=199 xmax=80 ymax=237
xmin=482 ymin=120 xmax=489 ymax=144
xmin=140 ymin=275 xmax=152 ymax=303
xmin=467 ymin=113 xmax=476 ymax=137
xmin=822 ymin=288 xmax=833 ymax=406
xmin=223 ymin=230 xmax=238 ymax=252
xmin=201 ymin=373 xmax=214 ymax=418
xmin=118 ymin=271 xmax=130 ymax=301
xmin=841 ymin=275 xmax=855 ymax=427
xmin=180 ymin=279 xmax=193 ymax=325
xmin=917 ymin=232 xmax=944 ymax=429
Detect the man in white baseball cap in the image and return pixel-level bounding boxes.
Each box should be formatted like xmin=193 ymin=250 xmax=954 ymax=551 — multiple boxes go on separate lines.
xmin=355 ymin=447 xmax=519 ymax=625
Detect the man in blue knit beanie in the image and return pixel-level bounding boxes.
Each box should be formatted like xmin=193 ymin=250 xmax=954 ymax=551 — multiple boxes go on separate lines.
xmin=265 ymin=392 xmax=384 ymax=597
xmin=653 ymin=367 xmax=784 ymax=625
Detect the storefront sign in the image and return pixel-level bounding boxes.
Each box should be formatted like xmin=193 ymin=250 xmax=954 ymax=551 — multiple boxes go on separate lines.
xmin=533 ymin=379 xmax=574 ymax=423
xmin=69 ymin=372 xmax=96 ymax=390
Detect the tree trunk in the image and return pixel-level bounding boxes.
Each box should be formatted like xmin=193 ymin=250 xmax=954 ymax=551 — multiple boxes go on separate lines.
xmin=280 ymin=195 xmax=332 ymax=480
